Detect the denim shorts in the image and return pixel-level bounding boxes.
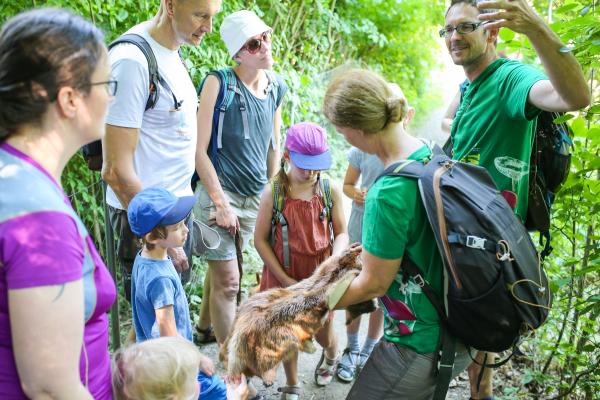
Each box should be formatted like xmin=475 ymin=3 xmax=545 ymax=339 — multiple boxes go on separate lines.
xmin=193 ymin=184 xmax=260 ymax=261
xmin=346 ymin=339 xmax=471 ymax=400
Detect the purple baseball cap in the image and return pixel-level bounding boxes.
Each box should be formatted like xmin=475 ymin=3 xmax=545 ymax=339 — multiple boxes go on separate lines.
xmin=285 ymin=122 xmax=332 ymax=170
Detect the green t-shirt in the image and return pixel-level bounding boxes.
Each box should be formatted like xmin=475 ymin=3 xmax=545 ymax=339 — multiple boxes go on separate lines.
xmin=362 ymin=145 xmax=443 ymax=354
xmin=450 ymin=58 xmax=546 ymax=220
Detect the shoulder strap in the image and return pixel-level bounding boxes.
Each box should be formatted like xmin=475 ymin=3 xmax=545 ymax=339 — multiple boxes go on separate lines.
xmin=109 ymin=33 xmax=180 ymax=112
xmin=109 ymin=34 xmax=157 ymax=111
xmin=264 ymin=70 xmax=279 ymax=102
xmin=319 ymin=177 xmax=334 ymax=246
xmin=201 ymin=68 xmax=248 ymax=154
xmin=377 ymin=159 xmax=425 ymax=182
xmin=197 ymin=69 xmax=231 ymax=166
xmin=271 ymin=178 xmax=290 ymax=268
xmin=320 ymin=177 xmax=333 ymax=221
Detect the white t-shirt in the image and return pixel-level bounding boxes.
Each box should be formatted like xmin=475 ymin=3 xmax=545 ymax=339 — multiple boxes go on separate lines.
xmin=105 ymin=22 xmax=198 ymax=209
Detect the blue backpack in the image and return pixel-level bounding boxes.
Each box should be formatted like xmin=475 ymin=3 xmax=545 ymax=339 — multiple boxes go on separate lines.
xmin=191 ymin=68 xmax=280 ymax=189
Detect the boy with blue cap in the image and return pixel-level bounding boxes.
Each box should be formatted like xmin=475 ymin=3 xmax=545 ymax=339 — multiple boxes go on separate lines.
xmin=127 ymin=187 xmax=228 ymax=399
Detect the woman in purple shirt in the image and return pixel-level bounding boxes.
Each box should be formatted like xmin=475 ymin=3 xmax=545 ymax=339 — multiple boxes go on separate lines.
xmin=0 ymin=9 xmax=116 ymax=399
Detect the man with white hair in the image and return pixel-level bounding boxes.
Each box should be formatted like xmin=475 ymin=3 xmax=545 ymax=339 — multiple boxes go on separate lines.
xmin=102 ymin=0 xmax=222 ymax=315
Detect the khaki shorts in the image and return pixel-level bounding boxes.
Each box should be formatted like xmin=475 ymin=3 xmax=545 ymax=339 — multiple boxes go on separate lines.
xmin=194 ymin=184 xmax=260 ymax=261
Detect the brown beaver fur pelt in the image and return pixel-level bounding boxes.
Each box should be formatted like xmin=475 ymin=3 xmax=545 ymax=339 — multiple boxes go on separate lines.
xmin=220 ymin=244 xmax=376 ymax=384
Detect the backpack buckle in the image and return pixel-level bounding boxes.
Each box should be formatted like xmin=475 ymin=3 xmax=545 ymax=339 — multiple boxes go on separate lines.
xmin=466 ymin=235 xmax=486 ymax=250
xmin=413 ymin=274 xmax=425 ymax=288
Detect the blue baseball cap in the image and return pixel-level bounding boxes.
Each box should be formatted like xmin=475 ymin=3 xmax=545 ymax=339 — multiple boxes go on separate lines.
xmin=127 ymin=188 xmax=197 ymax=237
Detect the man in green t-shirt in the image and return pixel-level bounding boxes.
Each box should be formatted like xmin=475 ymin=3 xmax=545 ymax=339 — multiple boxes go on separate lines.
xmin=441 ymin=0 xmax=590 ymax=398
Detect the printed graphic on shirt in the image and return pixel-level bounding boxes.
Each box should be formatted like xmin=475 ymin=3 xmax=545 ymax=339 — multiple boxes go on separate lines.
xmin=462 ymin=147 xmax=481 ymax=165
xmin=381 ymin=277 xmax=424 ymax=337
xmin=494 ymin=156 xmax=529 ymax=191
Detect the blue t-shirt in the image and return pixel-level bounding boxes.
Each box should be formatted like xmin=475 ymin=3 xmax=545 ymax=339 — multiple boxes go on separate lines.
xmin=213 ymin=70 xmax=288 ymax=196
xmin=131 ymin=254 xmax=192 ymax=341
xmin=347 ymin=147 xmax=385 ymax=243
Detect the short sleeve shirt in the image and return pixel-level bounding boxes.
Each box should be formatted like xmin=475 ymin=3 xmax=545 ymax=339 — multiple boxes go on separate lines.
xmin=0 ymin=143 xmax=116 ymax=399
xmin=347 ymin=147 xmax=385 ymax=214
xmin=213 ymin=71 xmax=288 ymax=196
xmin=105 ymin=22 xmax=198 ymax=209
xmin=450 ymin=59 xmax=546 ymax=219
xmin=362 ymin=145 xmax=443 ymax=354
xmin=131 ymin=255 xmax=192 ymax=341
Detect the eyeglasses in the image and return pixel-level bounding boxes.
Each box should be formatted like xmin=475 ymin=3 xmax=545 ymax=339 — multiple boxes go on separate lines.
xmin=242 ymin=31 xmax=272 ymax=54
xmin=439 ymin=22 xmax=484 ymax=38
xmin=85 ymin=80 xmax=118 ymax=96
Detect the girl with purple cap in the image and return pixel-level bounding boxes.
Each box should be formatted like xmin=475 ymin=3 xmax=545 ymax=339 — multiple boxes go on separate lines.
xmin=254 ymin=122 xmax=349 ymax=399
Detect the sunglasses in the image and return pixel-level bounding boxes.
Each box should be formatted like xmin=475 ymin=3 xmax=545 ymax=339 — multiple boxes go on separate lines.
xmin=242 ymin=31 xmax=272 ymax=54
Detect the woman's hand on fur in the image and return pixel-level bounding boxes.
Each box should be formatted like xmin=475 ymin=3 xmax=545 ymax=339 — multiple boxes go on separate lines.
xmin=198 ymin=353 xmax=216 ymax=376
xmin=225 ymin=373 xmax=249 ymax=400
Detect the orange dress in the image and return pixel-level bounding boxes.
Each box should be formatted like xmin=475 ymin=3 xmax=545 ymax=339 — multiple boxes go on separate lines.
xmin=260 ymin=194 xmax=332 ymax=290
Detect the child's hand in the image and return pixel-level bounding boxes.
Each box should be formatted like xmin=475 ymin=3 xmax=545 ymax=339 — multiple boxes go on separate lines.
xmin=225 ymin=373 xmax=249 ymax=400
xmin=282 ymin=276 xmax=298 ymax=288
xmin=198 ymin=353 xmax=215 ymax=376
xmin=353 ymin=187 xmax=367 ymax=205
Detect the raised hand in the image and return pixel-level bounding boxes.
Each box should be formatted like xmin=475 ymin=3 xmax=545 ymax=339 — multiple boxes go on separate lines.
xmin=477 ymin=0 xmax=545 ymax=36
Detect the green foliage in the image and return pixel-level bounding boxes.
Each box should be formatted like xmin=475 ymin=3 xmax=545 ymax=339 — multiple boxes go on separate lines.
xmin=495 ymin=1 xmax=600 ymax=398
xmin=6 ymin=2 xmax=598 ymax=397
xmin=1 ymin=0 xmax=446 ymax=346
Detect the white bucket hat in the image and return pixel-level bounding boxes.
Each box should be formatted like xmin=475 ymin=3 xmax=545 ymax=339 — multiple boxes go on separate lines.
xmin=220 ymin=10 xmax=271 ymax=58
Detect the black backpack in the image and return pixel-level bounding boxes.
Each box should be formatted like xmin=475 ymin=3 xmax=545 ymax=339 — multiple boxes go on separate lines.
xmin=525 ymin=111 xmax=573 ymax=257
xmin=378 ymin=143 xmax=552 ymax=399
xmin=81 ymin=33 xmax=183 ymax=171
xmin=445 ymin=80 xmax=574 ymax=259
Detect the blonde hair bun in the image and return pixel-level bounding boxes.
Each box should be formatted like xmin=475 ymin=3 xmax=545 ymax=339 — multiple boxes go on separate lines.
xmin=385 ymin=96 xmax=407 ymax=124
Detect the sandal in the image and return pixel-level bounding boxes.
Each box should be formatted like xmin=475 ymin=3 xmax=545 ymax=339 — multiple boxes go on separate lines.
xmin=314 ymin=350 xmax=337 ymax=386
xmin=278 ymin=385 xmax=301 ymax=400
xmin=357 ymin=351 xmax=370 ymax=372
xmin=336 ymin=348 xmax=359 ymax=382
xmin=194 ymin=325 xmax=217 ymax=345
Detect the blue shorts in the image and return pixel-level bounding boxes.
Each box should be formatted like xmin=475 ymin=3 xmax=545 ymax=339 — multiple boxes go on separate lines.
xmin=198 ymin=371 xmax=227 ymax=400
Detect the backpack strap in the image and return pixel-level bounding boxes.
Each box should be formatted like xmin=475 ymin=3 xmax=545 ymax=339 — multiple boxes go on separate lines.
xmin=271 ymin=179 xmax=290 ymax=268
xmin=401 ymin=257 xmax=455 ymax=400
xmin=264 ymin=70 xmax=279 ymax=102
xmin=197 ymin=68 xmax=234 ymax=167
xmin=264 ymin=70 xmax=280 ymax=149
xmin=319 ymin=177 xmax=334 ymax=244
xmin=377 ymin=159 xmax=425 ymax=182
xmin=109 ymin=33 xmax=181 ymax=111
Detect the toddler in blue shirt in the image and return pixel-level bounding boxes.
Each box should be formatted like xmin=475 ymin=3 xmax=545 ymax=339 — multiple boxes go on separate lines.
xmin=127 ymin=188 xmax=228 ymax=399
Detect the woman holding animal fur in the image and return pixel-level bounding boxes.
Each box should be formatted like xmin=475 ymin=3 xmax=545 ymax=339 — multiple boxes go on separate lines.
xmin=254 ymin=122 xmax=349 ymax=399
xmin=323 ymin=69 xmax=472 ymax=399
